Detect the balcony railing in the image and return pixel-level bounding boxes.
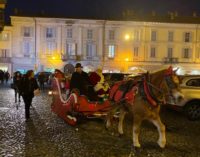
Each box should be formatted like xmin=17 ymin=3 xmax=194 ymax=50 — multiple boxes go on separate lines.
xmin=163 ymin=57 xmax=178 ymax=64
xmin=0 ymin=57 xmax=11 ymax=63
xmin=61 ymin=54 xmax=81 ymax=61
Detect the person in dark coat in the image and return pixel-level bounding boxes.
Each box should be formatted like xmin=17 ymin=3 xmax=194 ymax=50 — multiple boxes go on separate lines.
xmin=13 ymin=71 xmax=22 ymax=102
xmin=19 ymin=70 xmax=39 ymax=120
xmin=70 ymin=63 xmax=91 ymax=95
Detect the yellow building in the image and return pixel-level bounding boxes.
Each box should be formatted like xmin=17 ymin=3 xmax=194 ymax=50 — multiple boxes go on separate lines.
xmin=0 ymin=15 xmax=200 ymax=75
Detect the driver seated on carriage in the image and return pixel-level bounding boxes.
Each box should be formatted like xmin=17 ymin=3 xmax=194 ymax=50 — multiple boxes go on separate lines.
xmin=70 ymin=63 xmax=92 ymax=96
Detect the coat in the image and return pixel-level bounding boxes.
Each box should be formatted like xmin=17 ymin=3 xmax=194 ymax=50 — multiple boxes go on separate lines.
xmin=70 ymin=71 xmax=91 ymax=95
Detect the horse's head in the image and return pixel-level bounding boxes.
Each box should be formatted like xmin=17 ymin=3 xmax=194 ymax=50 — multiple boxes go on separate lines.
xmin=164 ymin=66 xmax=184 ymax=104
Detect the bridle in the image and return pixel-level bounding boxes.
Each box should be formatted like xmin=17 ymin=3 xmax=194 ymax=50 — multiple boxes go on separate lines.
xmin=144 ymin=69 xmax=179 ymax=105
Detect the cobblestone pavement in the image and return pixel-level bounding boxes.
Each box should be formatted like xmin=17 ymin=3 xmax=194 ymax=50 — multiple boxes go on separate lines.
xmin=0 ymin=84 xmax=200 ymax=157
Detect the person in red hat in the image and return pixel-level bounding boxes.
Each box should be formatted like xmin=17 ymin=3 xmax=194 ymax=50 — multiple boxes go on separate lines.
xmin=89 ymin=66 xmax=109 ymax=99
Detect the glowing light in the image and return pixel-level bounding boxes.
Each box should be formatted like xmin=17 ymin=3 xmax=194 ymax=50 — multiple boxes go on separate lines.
xmin=125 ymin=34 xmax=130 ymax=40
xmin=125 ymin=58 xmax=129 ymax=61
xmin=52 ymin=56 xmax=56 ymax=60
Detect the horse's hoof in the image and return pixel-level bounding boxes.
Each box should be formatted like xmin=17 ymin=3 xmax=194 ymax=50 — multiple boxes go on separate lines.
xmin=118 ymin=133 xmax=124 ymax=138
xmin=131 ymin=145 xmax=141 ymax=153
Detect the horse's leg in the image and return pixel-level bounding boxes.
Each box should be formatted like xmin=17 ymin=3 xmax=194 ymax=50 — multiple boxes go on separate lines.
xmin=149 ymin=117 xmax=166 ymax=148
xmin=132 ymin=115 xmax=142 ymax=148
xmin=118 ymin=107 xmax=127 ymax=135
xmin=106 ymin=102 xmax=120 ymax=129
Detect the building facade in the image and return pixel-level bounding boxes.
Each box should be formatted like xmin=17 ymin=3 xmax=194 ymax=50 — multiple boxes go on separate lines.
xmin=0 ymin=16 xmax=200 ymax=75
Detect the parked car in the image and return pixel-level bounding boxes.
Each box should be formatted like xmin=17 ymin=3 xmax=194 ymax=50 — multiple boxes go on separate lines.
xmin=168 ymin=75 xmax=200 ymax=120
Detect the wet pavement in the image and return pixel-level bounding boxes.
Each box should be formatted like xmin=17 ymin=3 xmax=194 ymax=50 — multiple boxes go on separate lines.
xmin=0 ymin=83 xmax=200 ymax=157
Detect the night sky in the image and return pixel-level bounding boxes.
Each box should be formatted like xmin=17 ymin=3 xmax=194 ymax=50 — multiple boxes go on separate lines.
xmin=4 ymin=0 xmax=200 ymax=24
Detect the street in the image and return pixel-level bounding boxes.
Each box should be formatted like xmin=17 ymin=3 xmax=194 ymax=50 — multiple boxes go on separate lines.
xmin=0 ymin=84 xmax=200 ymax=157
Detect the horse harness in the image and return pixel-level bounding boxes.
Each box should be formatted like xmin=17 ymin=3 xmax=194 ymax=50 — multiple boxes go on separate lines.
xmin=109 ymin=70 xmax=177 ymax=108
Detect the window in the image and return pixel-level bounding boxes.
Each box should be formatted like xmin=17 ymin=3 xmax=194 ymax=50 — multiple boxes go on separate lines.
xmin=108 ymin=45 xmax=115 ymax=58
xmin=23 ymin=27 xmax=32 ymax=37
xmin=23 ymin=41 xmax=32 ymax=57
xmin=184 ymin=32 xmax=191 ymax=42
xmin=151 ymin=31 xmax=157 ymax=41
xmin=182 ymin=48 xmax=191 ymax=58
xmin=0 ymin=33 xmax=9 ymax=41
xmin=67 ymin=28 xmax=72 ymax=39
xmin=87 ymin=29 xmax=93 ymax=39
xmin=66 ymin=43 xmax=76 ymax=56
xmin=134 ymin=30 xmax=140 ymax=42
xmin=46 ymin=27 xmax=55 ymax=38
xmin=150 ymin=47 xmax=156 ymax=58
xmin=86 ymin=43 xmax=96 ymax=57
xmin=46 ymin=42 xmax=56 ymax=55
xmin=0 ymin=49 xmax=8 ymax=57
xmin=168 ymin=31 xmax=174 ymax=42
xmin=167 ymin=47 xmax=173 ymax=58
xmin=109 ymin=30 xmax=115 ymax=40
xmin=133 ymin=47 xmax=139 ymax=57
xmin=186 ymin=79 xmax=200 ymax=87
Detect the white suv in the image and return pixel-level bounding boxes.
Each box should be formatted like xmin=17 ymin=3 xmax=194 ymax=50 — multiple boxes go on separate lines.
xmin=171 ymin=75 xmax=200 ymax=120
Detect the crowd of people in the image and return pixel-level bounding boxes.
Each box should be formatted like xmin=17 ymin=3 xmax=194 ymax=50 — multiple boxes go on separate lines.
xmin=0 ymin=70 xmax=10 ymax=84
xmin=7 ymin=62 xmax=110 ymax=121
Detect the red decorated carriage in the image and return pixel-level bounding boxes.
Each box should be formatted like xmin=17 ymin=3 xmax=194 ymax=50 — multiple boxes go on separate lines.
xmin=50 ymin=77 xmax=113 ymax=125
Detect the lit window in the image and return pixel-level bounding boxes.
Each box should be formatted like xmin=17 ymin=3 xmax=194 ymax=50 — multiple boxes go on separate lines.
xmin=109 ymin=30 xmax=115 ymax=40
xmin=108 ymin=45 xmax=115 ymax=58
xmin=86 ymin=43 xmax=96 ymax=57
xmin=150 ymin=47 xmax=156 ymax=58
xmin=67 ymin=28 xmax=72 ymax=38
xmin=151 ymin=31 xmax=157 ymax=41
xmin=168 ymin=31 xmax=174 ymax=42
xmin=66 ymin=43 xmax=76 ymax=56
xmin=87 ymin=29 xmax=93 ymax=39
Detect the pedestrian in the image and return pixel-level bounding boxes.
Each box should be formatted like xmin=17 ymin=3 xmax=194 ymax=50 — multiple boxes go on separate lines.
xmin=4 ymin=71 xmax=10 ymax=84
xmin=38 ymin=72 xmax=45 ymax=90
xmin=19 ymin=70 xmax=39 ymax=120
xmin=13 ymin=71 xmax=22 ymax=102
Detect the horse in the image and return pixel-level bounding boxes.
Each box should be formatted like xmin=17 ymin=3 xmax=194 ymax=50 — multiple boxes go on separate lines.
xmin=106 ymin=66 xmax=184 ymax=149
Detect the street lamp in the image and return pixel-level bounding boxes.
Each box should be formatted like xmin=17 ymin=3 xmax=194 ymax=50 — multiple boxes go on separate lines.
xmin=124 ymin=34 xmax=130 ymax=41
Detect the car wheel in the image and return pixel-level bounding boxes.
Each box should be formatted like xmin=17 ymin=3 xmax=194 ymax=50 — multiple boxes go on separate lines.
xmin=185 ymin=101 xmax=200 ymax=120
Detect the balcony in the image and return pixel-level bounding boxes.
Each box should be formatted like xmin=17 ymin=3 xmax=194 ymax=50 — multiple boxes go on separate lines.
xmin=84 ymin=56 xmax=100 ymax=61
xmin=61 ymin=54 xmax=81 ymax=61
xmin=163 ymin=57 xmax=178 ymax=64
xmin=0 ymin=57 xmax=11 ymax=63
